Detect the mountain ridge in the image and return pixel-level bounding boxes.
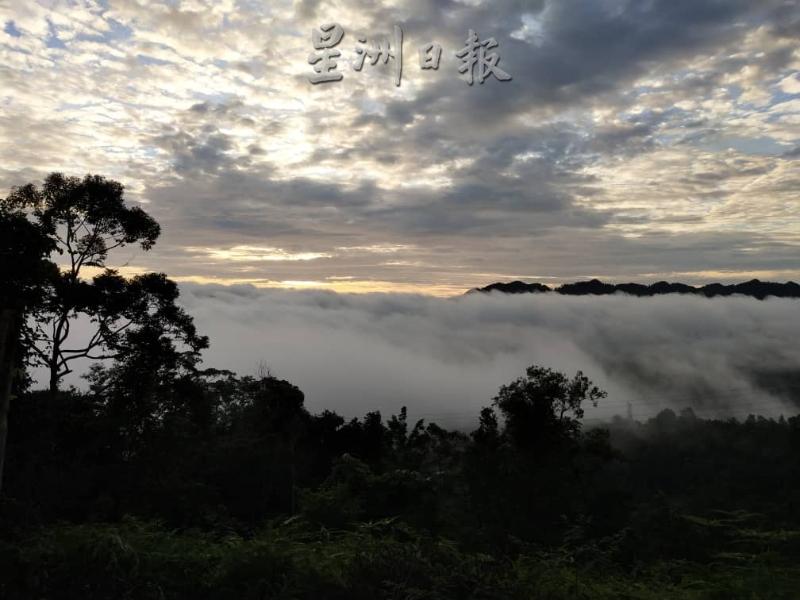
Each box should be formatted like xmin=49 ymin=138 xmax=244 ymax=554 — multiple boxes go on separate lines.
xmin=468 ymin=278 xmax=800 ymax=300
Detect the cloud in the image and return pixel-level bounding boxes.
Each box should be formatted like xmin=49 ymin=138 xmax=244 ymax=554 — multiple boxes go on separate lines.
xmin=1 ymin=0 xmax=798 ymax=293
xmin=779 ymin=73 xmax=800 ymax=94
xmin=165 ymin=286 xmax=800 ymax=427
xmin=187 ymin=245 xmax=332 ymax=262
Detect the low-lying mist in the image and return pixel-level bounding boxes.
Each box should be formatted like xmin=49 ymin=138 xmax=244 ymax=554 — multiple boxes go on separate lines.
xmin=172 ymin=285 xmax=800 ymax=427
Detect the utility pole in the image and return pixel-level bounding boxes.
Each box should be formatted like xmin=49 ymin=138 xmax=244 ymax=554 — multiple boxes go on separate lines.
xmin=0 ymin=308 xmax=21 ymax=494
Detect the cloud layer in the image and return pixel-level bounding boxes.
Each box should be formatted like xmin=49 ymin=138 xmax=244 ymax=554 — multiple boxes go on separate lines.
xmin=172 ymin=286 xmax=800 ymax=426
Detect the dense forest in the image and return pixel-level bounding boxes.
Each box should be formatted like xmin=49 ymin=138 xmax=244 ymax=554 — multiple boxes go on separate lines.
xmin=2 ymin=175 xmax=800 ymax=599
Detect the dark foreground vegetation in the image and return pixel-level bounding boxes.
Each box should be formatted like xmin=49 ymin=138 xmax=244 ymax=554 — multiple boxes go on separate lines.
xmin=3 ymin=371 xmax=800 ymax=599
xmin=2 ymin=174 xmax=800 ymax=598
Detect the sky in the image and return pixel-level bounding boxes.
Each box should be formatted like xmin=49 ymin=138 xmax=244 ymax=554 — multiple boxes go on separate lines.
xmin=1 ymin=0 xmax=799 ymax=296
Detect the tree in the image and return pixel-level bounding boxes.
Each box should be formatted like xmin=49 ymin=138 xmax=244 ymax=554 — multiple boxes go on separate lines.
xmin=462 ymin=366 xmax=610 ymax=545
xmin=0 ymin=206 xmax=57 ymax=492
xmin=493 ymin=365 xmax=606 ymax=449
xmin=1 ymin=173 xmax=204 ymax=394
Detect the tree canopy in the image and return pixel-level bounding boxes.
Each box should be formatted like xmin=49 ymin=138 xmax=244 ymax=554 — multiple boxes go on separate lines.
xmin=1 ymin=173 xmax=206 ymax=393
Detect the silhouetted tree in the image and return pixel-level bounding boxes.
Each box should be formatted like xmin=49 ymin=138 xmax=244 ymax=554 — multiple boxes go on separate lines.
xmin=0 ymin=205 xmax=57 ymax=492
xmin=494 ymin=365 xmax=606 ymax=448
xmin=2 ymin=173 xmax=170 ymax=394
xmin=461 ymin=366 xmax=610 ymax=546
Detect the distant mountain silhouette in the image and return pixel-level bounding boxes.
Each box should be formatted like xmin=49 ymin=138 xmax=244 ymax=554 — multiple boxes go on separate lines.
xmin=469 ymin=279 xmax=800 ymax=300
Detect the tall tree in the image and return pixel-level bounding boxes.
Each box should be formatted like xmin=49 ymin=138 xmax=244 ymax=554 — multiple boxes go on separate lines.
xmin=0 ymin=173 xmax=204 ymax=394
xmin=494 ymin=365 xmax=606 ymax=448
xmin=0 ymin=206 xmax=57 ymax=492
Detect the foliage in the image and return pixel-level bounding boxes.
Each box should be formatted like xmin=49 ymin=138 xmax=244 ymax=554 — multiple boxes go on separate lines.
xmin=4 ymin=362 xmax=800 ymax=597
xmin=1 ymin=173 xmax=205 ymax=392
xmin=0 ymin=205 xmax=57 ymax=312
xmin=2 ymin=519 xmax=800 ymax=599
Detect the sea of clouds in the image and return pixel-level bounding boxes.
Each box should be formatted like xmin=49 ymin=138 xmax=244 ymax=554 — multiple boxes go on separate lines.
xmin=165 ymin=285 xmax=800 ymax=427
